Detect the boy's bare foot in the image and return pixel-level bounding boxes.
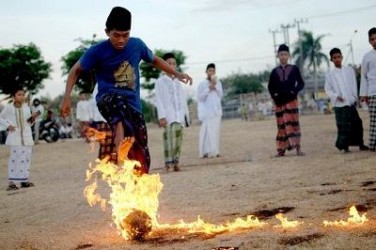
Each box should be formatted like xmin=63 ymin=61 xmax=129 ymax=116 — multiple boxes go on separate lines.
xmin=173 ymin=164 xmax=180 ymax=172
xmin=164 ymin=165 xmax=170 ymax=173
xmin=117 ymin=137 xmax=135 ymax=163
xmin=275 ymin=150 xmax=285 ymax=157
xmin=6 ymin=182 xmax=19 ymax=191
xmin=296 ymin=146 xmax=305 ymax=156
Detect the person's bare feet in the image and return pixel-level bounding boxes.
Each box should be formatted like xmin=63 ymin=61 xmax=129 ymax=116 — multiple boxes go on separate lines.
xmin=117 ymin=137 xmax=135 ymax=163
xmin=296 ymin=146 xmax=305 ymax=156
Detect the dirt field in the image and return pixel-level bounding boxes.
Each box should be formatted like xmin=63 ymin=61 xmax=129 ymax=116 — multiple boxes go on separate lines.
xmin=0 ymin=112 xmax=375 ymax=250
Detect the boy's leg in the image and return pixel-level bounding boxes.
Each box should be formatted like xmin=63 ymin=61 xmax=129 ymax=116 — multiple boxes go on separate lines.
xmin=368 ymin=96 xmax=376 ymax=149
xmin=172 ymin=123 xmax=183 ymax=171
xmin=163 ymin=125 xmax=173 ymax=172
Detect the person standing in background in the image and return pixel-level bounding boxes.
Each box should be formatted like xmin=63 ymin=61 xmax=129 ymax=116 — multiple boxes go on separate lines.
xmin=155 ymin=52 xmax=190 ymax=172
xmin=359 ymin=27 xmax=376 ymax=151
xmin=268 ymin=44 xmax=305 ymax=157
xmin=197 ymin=63 xmax=223 ymax=158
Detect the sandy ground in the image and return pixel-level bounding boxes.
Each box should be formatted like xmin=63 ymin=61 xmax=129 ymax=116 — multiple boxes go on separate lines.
xmin=0 ymin=112 xmax=375 ymax=250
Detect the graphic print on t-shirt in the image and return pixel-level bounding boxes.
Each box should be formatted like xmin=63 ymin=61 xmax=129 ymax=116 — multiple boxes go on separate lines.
xmin=114 ymin=61 xmax=135 ymax=90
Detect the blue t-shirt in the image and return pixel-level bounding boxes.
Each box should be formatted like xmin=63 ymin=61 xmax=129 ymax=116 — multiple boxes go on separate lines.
xmin=79 ymin=37 xmax=154 ymax=112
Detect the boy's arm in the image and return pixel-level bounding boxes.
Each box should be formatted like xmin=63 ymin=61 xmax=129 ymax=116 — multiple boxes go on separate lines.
xmin=359 ymin=56 xmax=368 ymax=102
xmin=60 ymin=62 xmax=82 ymax=117
xmin=151 ymin=56 xmax=192 ymax=85
xmin=154 ymin=79 xmax=167 ymax=127
xmin=324 ymin=73 xmax=339 ymax=102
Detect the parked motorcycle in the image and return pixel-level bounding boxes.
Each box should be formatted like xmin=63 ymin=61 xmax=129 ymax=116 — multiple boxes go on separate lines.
xmin=32 ymin=119 xmax=60 ymax=143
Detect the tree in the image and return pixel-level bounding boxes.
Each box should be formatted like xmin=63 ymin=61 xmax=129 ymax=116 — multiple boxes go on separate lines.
xmin=61 ymin=35 xmax=102 ymax=93
xmin=221 ymin=71 xmax=268 ymax=99
xmin=0 ymin=43 xmax=52 ymax=96
xmin=292 ymin=31 xmax=329 ymax=97
xmin=139 ymin=49 xmax=187 ymax=95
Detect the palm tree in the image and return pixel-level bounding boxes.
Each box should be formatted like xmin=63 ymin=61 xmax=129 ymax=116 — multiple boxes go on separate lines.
xmin=292 ymin=31 xmax=329 ymax=98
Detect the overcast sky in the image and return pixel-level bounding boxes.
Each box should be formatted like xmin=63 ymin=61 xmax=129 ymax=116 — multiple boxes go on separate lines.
xmin=1 ymin=0 xmax=375 ymax=100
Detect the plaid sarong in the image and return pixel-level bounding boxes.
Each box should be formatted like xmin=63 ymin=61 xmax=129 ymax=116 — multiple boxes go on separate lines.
xmin=163 ymin=122 xmax=183 ymax=166
xmin=97 ymin=93 xmax=150 ymax=174
xmin=274 ymin=99 xmax=301 ymax=153
xmin=90 ymin=121 xmax=115 ymax=161
xmin=334 ymin=105 xmax=364 ymax=150
xmin=368 ymin=96 xmax=376 ymax=148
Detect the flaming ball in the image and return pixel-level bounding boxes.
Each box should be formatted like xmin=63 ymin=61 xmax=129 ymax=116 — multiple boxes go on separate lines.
xmin=121 ymin=210 xmax=152 ymax=241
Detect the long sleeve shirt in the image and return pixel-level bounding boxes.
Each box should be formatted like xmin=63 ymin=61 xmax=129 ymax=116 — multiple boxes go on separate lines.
xmin=197 ymin=79 xmax=223 ymax=121
xmin=0 ymin=103 xmax=34 ymax=146
xmin=155 ymin=74 xmax=189 ymax=125
xmin=89 ymin=85 xmax=106 ymax=122
xmin=359 ymin=49 xmax=376 ymax=97
xmin=325 ymin=66 xmax=358 ymax=107
xmin=76 ymin=100 xmax=91 ymax=122
xmin=268 ymin=64 xmax=305 ymax=106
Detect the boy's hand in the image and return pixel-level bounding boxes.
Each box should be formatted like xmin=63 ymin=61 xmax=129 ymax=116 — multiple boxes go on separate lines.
xmin=159 ymin=118 xmax=167 ymax=128
xmin=60 ymin=97 xmax=71 ymax=118
xmin=7 ymin=125 xmax=16 ymax=132
xmin=360 ymin=96 xmax=368 ymax=104
xmin=176 ymin=72 xmax=192 ymax=85
xmin=337 ymin=96 xmax=345 ymax=102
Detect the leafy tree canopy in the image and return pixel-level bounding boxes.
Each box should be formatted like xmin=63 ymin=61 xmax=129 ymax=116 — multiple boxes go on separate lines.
xmin=60 ymin=35 xmax=102 ymax=93
xmin=0 ymin=43 xmax=52 ymax=96
xmin=221 ymin=71 xmax=269 ymax=98
xmin=140 ymin=49 xmax=187 ymax=92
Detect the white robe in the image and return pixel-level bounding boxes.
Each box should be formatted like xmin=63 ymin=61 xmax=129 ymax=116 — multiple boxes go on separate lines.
xmin=0 ymin=103 xmax=34 ymax=182
xmin=76 ymin=99 xmax=91 ymax=122
xmin=360 ymin=49 xmax=376 ymax=97
xmin=0 ymin=103 xmax=34 ymax=146
xmin=89 ymin=85 xmax=106 ymax=122
xmin=197 ymin=79 xmax=223 ymax=157
xmin=155 ymin=74 xmax=189 ymax=125
xmin=325 ymin=66 xmax=358 ymax=108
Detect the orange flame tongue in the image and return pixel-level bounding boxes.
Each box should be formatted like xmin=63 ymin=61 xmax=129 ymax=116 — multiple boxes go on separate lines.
xmin=85 ymin=127 xmax=106 ymax=141
xmin=323 ymin=205 xmax=368 ymax=227
xmin=156 ymin=215 xmax=266 ymax=235
xmin=274 ymin=213 xmax=302 ymax=228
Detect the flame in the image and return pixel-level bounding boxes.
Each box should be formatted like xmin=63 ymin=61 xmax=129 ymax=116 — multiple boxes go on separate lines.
xmin=323 ymin=206 xmax=368 ymax=227
xmin=84 ymin=157 xmax=163 ymax=240
xmin=83 ymin=137 xmax=266 ymax=240
xmin=85 ymin=127 xmax=107 ymax=141
xmin=156 ymin=215 xmax=266 ymax=235
xmin=274 ymin=213 xmax=302 ymax=228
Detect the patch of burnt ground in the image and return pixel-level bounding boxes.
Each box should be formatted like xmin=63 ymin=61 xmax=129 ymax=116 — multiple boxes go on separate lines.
xmin=327 ymin=200 xmax=376 ymax=212
xmin=279 ymin=233 xmax=325 ymax=246
xmin=251 ymin=207 xmax=295 ymax=220
xmin=360 ymin=181 xmax=375 ymax=187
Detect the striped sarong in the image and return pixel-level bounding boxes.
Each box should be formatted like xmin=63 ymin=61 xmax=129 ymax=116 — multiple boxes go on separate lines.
xmin=97 ymin=93 xmax=150 ymax=174
xmin=368 ymin=96 xmax=376 ymax=148
xmin=274 ymin=99 xmax=301 ymax=153
xmin=163 ymin=122 xmax=183 ymax=167
xmin=334 ymin=105 xmax=364 ymax=150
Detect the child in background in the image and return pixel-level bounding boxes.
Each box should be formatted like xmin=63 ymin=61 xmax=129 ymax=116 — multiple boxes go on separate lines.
xmin=0 ymin=86 xmax=36 ymax=190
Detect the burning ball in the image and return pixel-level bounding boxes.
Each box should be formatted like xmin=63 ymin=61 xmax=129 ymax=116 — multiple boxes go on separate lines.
xmin=121 ymin=210 xmax=152 ymax=241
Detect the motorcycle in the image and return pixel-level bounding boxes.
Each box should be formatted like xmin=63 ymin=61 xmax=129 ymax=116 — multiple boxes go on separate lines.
xmin=32 ymin=119 xmax=60 ymax=143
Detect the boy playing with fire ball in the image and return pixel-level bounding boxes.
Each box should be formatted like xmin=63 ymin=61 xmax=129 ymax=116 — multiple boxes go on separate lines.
xmin=60 ymin=6 xmax=192 ymax=173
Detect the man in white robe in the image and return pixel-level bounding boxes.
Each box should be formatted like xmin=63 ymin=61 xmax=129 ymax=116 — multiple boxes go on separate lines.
xmin=197 ymin=63 xmax=223 ymax=158
xmin=325 ymin=48 xmax=368 ymax=152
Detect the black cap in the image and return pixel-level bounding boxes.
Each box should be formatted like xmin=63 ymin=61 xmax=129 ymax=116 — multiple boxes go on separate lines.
xmin=106 ymin=7 xmax=132 ymax=31
xmin=277 ymin=44 xmax=289 ymax=53
xmin=162 ymin=52 xmax=176 ymax=61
